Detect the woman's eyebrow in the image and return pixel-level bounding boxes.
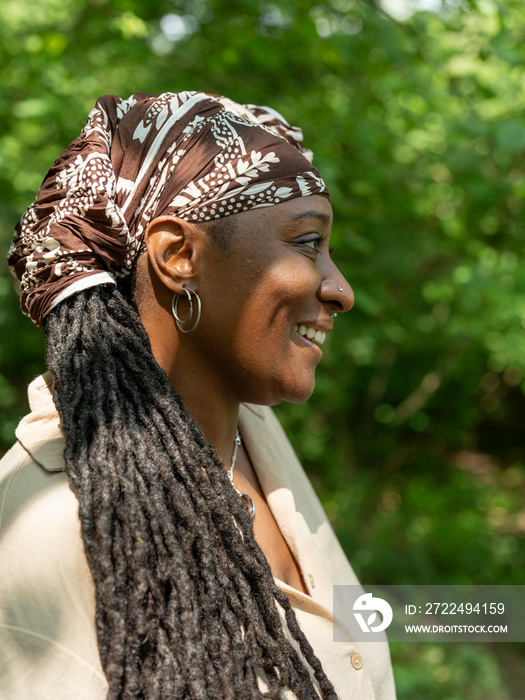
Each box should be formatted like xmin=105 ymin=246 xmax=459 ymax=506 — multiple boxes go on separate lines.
xmin=291 ymin=210 xmax=330 ymax=225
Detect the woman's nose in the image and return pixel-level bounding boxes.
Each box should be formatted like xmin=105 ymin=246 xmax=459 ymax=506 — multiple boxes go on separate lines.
xmin=318 ymin=257 xmax=354 ymax=313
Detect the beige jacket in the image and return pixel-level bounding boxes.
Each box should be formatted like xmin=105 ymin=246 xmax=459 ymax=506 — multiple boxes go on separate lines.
xmin=0 ymin=374 xmax=396 ymax=699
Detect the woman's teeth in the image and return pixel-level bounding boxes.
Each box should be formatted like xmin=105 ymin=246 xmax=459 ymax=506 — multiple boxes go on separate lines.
xmin=294 ymin=324 xmax=326 ymax=345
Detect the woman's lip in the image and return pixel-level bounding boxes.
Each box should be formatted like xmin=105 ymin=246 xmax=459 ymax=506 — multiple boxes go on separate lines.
xmin=294 ymin=323 xmax=329 ymax=345
xmin=296 ymin=320 xmax=334 ymax=334
xmin=294 ymin=328 xmax=323 ymax=358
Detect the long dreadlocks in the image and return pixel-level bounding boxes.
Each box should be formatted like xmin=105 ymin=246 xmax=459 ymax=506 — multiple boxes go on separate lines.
xmin=45 ymin=283 xmax=338 ymax=699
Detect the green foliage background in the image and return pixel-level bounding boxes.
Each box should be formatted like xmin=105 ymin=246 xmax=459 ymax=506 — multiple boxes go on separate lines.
xmin=1 ymin=0 xmax=524 ymax=696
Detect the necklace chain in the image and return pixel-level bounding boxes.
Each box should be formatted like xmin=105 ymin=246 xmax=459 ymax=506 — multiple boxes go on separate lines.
xmin=227 ymin=429 xmax=242 ymax=482
xmin=227 ymin=429 xmax=255 ymax=520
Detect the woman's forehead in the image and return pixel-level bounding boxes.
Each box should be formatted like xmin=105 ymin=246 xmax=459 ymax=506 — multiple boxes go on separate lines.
xmin=231 ymin=195 xmax=333 ymax=230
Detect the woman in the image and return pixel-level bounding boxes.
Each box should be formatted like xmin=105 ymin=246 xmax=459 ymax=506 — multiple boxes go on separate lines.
xmin=0 ymin=92 xmax=396 ymax=699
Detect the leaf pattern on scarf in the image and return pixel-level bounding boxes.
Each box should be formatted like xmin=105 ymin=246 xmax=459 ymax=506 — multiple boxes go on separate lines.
xmin=9 ymin=91 xmax=329 ymax=326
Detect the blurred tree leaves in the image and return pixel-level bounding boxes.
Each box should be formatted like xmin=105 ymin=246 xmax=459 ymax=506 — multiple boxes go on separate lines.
xmin=1 ymin=0 xmax=525 ymax=696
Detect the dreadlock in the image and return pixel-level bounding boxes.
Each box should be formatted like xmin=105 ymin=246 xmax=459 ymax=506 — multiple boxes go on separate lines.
xmin=45 ymin=284 xmax=338 ymax=700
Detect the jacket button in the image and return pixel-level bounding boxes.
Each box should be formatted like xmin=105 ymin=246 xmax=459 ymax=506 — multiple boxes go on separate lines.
xmin=308 ymin=574 xmax=315 ymax=588
xmin=350 ymin=653 xmax=363 ymax=670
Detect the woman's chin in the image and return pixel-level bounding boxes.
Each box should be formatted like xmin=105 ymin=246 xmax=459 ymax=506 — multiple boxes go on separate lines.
xmin=279 ymin=375 xmax=316 ymax=405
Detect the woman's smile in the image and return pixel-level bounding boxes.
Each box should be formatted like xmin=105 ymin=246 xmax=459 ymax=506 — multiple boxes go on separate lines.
xmin=294 ymin=323 xmax=331 ymax=346
xmin=183 ymin=194 xmax=354 ymax=407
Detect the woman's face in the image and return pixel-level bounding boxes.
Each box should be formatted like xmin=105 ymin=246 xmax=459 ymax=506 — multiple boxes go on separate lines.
xmin=189 ymin=195 xmax=354 ymax=406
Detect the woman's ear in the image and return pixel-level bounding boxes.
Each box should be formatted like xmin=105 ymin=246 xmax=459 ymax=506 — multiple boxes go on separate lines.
xmin=144 ymin=215 xmax=199 ymax=293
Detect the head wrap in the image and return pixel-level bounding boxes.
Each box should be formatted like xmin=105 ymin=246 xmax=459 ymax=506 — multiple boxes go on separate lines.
xmin=8 ymin=91 xmax=329 ymax=328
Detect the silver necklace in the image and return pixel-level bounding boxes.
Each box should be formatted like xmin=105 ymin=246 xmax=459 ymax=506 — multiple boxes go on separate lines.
xmin=228 ymin=429 xmax=255 ymax=520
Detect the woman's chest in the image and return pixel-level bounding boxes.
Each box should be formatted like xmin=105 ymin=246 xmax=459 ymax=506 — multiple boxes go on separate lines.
xmin=232 ymin=446 xmax=308 ymax=594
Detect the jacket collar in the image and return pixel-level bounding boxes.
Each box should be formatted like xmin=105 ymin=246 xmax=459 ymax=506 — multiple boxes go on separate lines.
xmin=239 ymin=404 xmax=306 ymax=577
xmin=16 ymin=373 xmax=65 ymax=472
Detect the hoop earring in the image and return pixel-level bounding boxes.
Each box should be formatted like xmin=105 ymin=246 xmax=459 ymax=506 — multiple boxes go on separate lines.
xmin=172 ymin=286 xmax=202 ymax=333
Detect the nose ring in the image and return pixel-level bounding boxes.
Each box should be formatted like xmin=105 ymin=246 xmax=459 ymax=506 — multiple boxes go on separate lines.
xmin=338 ymin=286 xmax=343 ymax=292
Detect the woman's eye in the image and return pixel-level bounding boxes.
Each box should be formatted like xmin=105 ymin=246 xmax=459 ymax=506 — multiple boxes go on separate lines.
xmin=301 ymin=236 xmax=323 ymax=252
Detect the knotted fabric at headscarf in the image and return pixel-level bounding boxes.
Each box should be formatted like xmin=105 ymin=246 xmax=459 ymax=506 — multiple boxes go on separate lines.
xmin=8 ymin=91 xmax=329 ymax=328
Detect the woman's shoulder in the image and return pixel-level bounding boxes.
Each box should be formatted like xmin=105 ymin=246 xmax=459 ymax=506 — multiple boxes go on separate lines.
xmin=0 ymin=371 xmax=87 ymax=629
xmin=0 ymin=372 xmax=67 ymax=538
xmin=0 ymin=382 xmax=105 ymax=700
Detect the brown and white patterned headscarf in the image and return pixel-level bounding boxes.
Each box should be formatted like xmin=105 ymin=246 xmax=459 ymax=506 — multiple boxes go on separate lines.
xmin=8 ymin=91 xmax=329 ymax=328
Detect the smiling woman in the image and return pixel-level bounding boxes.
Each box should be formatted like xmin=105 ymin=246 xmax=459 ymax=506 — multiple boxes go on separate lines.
xmin=139 ymin=196 xmax=353 ymax=411
xmin=0 ymin=92 xmax=395 ymax=699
